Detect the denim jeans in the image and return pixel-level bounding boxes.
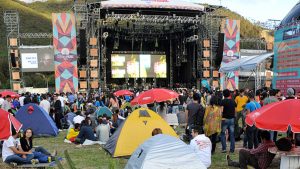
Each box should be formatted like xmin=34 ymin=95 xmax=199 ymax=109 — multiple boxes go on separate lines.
xmin=35 ymin=146 xmax=51 ymax=156
xmin=5 ymin=154 xmax=34 ymax=164
xmin=33 ymin=151 xmax=49 ymax=163
xmin=246 ymin=126 xmax=259 ymax=149
xmin=221 ymin=118 xmax=235 ymax=152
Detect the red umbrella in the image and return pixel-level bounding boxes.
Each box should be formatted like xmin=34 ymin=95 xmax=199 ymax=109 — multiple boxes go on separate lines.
xmin=0 ymin=90 xmax=19 ymax=98
xmin=0 ymin=109 xmax=22 ymax=140
xmin=114 ymin=90 xmax=134 ymax=97
xmin=245 ymin=99 xmax=300 ymax=133
xmin=131 ymin=88 xmax=179 ymax=105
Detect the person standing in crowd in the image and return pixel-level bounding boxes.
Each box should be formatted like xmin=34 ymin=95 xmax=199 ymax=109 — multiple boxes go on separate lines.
xmin=220 ymin=89 xmax=237 ymax=153
xmin=40 ymin=95 xmax=50 ymax=115
xmin=263 ymin=89 xmax=279 ymax=142
xmin=226 ymin=131 xmax=275 ymax=169
xmin=53 ymin=94 xmax=63 ymax=130
xmin=19 ymin=93 xmax=25 ymax=107
xmin=156 ymin=102 xmax=167 ymax=120
xmin=204 ymin=96 xmax=222 ymax=154
xmin=67 ymin=92 xmax=75 ymax=106
xmin=189 ymin=126 xmax=212 ymax=168
xmin=108 ymin=94 xmax=119 ymax=113
xmin=58 ymin=93 xmax=65 ymax=113
xmin=244 ymin=93 xmax=261 ymax=149
xmin=234 ymin=89 xmax=248 ymax=140
xmin=0 ymin=94 xmax=4 ymax=109
xmin=186 ymin=92 xmax=194 ymax=105
xmin=23 ymin=92 xmax=32 ymax=105
xmin=286 ymin=88 xmax=296 ymax=100
xmin=2 ymin=95 xmax=12 ymax=112
xmin=185 ymin=93 xmax=205 ymax=141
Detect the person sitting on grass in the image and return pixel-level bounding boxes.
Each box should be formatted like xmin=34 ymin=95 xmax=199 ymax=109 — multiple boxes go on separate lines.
xmin=189 ymin=126 xmax=212 ymax=168
xmin=75 ymin=117 xmax=97 ymax=144
xmin=227 ymin=130 xmax=275 ymax=169
xmin=2 ymin=127 xmax=37 ymax=165
xmin=20 ymin=128 xmax=56 ymax=163
xmin=66 ymin=123 xmax=80 ymax=143
xmin=95 ymin=118 xmax=110 ymax=144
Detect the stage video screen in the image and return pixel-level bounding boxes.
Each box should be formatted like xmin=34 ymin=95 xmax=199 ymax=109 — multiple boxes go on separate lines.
xmin=111 ymin=53 xmax=167 ymax=78
xmin=19 ymin=46 xmax=54 ymax=72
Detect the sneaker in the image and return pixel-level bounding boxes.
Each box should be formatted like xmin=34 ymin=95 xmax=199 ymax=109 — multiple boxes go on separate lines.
xmin=64 ymin=139 xmax=72 ymax=144
xmin=10 ymin=162 xmax=17 ymax=167
xmin=58 ymin=129 xmax=63 ymax=132
xmin=222 ymin=150 xmax=227 ymax=153
xmin=31 ymin=159 xmax=39 ymax=165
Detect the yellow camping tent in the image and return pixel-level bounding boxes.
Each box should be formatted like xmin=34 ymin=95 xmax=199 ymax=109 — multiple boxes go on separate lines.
xmin=104 ymin=108 xmax=177 ymax=157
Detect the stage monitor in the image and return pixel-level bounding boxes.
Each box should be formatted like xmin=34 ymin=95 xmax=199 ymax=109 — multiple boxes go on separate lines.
xmin=111 ymin=53 xmax=167 ymax=78
xmin=19 ymin=46 xmax=54 ymax=72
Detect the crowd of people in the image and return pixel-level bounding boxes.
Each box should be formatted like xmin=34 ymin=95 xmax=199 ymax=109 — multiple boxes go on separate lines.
xmin=0 ymin=87 xmax=299 ymax=168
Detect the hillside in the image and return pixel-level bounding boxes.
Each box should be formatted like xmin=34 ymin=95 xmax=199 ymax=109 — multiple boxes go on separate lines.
xmin=214 ymin=7 xmax=262 ymax=38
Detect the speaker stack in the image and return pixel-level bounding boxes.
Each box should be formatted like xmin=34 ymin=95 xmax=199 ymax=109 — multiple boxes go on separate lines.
xmin=9 ymin=38 xmax=21 ymax=91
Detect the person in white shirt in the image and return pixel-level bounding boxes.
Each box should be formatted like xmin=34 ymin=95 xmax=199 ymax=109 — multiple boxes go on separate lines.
xmin=189 ymin=126 xmax=212 ymax=168
xmin=0 ymin=94 xmax=4 ymax=108
xmin=19 ymin=94 xmax=25 ymax=107
xmin=73 ymin=111 xmax=85 ymax=124
xmin=39 ymin=95 xmax=50 ymax=114
xmin=2 ymin=129 xmax=35 ymax=164
xmin=2 ymin=95 xmax=12 ymax=112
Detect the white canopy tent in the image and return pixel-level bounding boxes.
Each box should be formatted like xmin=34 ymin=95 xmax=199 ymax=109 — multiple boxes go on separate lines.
xmin=101 ymin=0 xmax=205 ymax=11
xmin=219 ymin=52 xmax=274 ymax=91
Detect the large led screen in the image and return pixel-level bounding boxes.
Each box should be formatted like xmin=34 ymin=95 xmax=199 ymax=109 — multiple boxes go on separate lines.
xmin=19 ymin=46 xmax=54 ymax=72
xmin=111 ymin=53 xmax=167 ymax=78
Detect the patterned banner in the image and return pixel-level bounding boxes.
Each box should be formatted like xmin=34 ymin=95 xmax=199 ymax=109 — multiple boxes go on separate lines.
xmin=220 ymin=19 xmax=240 ymax=91
xmin=273 ymin=23 xmax=300 ymax=95
xmin=52 ymin=13 xmax=78 ymax=93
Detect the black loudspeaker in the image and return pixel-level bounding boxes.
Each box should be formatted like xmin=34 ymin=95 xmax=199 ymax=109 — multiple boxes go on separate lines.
xmin=10 ymin=53 xmax=17 ymax=67
xmin=215 ymin=33 xmax=225 ymax=67
xmin=78 ymin=29 xmax=87 ymax=66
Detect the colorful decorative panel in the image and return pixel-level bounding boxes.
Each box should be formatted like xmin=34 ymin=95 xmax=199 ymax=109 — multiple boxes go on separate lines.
xmin=273 ymin=22 xmax=300 ymax=95
xmin=220 ymin=19 xmax=240 ymax=91
xmin=52 ymin=13 xmax=78 ymax=93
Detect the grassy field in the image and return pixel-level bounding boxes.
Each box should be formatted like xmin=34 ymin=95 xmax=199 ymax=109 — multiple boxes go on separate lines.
xmin=0 ymin=127 xmax=281 ymax=169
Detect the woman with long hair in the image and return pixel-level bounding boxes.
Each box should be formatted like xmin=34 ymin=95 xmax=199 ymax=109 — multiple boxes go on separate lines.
xmin=20 ymin=128 xmax=55 ymax=163
xmin=109 ymin=94 xmax=119 ymax=112
xmin=203 ymin=96 xmax=222 ymax=154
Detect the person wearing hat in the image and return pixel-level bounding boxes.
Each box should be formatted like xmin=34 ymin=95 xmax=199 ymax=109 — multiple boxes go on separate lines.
xmin=286 ymin=88 xmax=296 ymax=100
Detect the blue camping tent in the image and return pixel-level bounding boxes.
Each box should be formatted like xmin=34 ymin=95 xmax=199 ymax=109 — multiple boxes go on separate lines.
xmin=16 ymin=103 xmax=58 ymax=136
xmin=96 ymin=106 xmax=112 ymax=118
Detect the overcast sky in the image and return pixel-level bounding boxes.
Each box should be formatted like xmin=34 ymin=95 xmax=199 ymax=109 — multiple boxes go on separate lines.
xmin=185 ymin=0 xmax=299 ymax=22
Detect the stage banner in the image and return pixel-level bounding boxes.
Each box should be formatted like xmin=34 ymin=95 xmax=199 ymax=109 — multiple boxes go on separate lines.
xmin=273 ymin=23 xmax=300 ymax=95
xmin=220 ymin=19 xmax=240 ymax=91
xmin=52 ymin=13 xmax=78 ymax=93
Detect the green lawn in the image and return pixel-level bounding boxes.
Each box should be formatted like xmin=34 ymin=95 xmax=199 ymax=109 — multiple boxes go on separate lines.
xmin=0 ymin=129 xmax=280 ymax=169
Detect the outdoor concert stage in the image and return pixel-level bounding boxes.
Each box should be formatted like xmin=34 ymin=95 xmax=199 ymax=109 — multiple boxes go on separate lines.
xmin=75 ymin=0 xmax=223 ymax=90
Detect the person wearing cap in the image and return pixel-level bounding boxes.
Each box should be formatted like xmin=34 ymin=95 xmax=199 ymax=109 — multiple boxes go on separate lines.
xmin=286 ymin=88 xmax=296 ymax=100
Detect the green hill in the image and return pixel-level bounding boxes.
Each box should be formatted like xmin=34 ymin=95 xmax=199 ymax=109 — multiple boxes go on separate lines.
xmin=214 ymin=7 xmax=262 ymax=38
